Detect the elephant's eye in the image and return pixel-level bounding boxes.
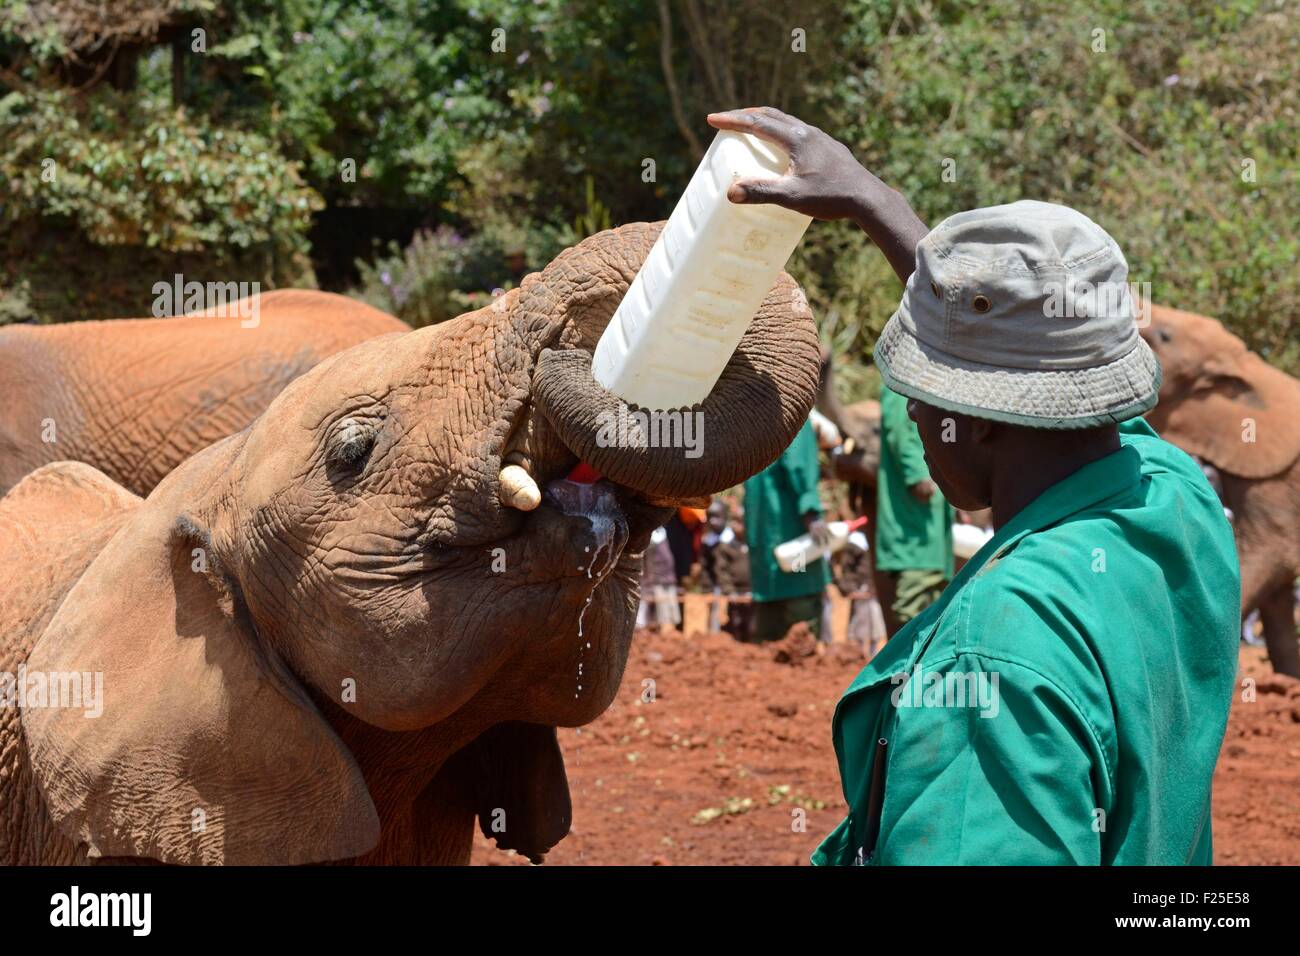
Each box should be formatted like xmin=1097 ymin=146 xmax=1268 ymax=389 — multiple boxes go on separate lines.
xmin=1157 ymin=328 xmax=1173 ymax=343
xmin=327 ymin=417 xmax=377 ymax=474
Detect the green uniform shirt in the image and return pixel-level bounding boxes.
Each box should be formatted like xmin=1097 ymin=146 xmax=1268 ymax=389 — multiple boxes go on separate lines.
xmin=813 ymin=420 xmax=1239 ymax=865
xmin=875 ymin=386 xmax=954 ymax=575
xmin=744 ymin=420 xmax=832 ymax=603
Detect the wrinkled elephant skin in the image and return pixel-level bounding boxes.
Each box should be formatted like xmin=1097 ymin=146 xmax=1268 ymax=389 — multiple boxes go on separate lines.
xmin=1141 ymin=304 xmax=1300 ymax=676
xmin=0 ymin=222 xmax=821 ymax=864
xmin=0 ymin=290 xmax=409 ymax=497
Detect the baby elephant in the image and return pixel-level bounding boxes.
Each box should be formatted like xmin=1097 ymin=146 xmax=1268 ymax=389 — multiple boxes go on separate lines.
xmin=0 ymin=222 xmax=821 ymax=864
xmin=1141 ymin=304 xmax=1300 ymax=676
xmin=0 ymin=290 xmax=408 ymax=498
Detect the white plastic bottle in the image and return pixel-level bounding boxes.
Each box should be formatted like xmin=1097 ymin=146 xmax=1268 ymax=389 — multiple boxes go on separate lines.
xmin=592 ymin=130 xmax=813 ymax=410
xmin=952 ymin=522 xmax=994 ymax=560
xmin=774 ymin=516 xmax=869 ymax=573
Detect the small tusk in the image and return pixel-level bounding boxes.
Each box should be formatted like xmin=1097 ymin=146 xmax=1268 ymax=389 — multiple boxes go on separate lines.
xmin=500 ymin=464 xmax=541 ymax=511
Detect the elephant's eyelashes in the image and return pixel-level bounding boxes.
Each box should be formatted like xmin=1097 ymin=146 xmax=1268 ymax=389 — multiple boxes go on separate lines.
xmin=326 ymin=417 xmax=377 ymax=474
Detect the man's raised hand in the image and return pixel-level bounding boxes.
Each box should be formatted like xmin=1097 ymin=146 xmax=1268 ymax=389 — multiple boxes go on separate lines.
xmin=706 ymin=107 xmax=874 ymax=222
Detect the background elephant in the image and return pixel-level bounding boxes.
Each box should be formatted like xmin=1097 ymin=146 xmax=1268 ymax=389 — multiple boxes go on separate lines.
xmin=0 ymin=221 xmax=821 ymax=865
xmin=828 ymin=398 xmax=882 ymax=521
xmin=814 ymin=354 xmax=896 ymax=630
xmin=0 ymin=290 xmax=408 ymax=497
xmin=1141 ymin=304 xmax=1300 ymax=677
xmin=824 ymin=397 xmax=894 ymax=625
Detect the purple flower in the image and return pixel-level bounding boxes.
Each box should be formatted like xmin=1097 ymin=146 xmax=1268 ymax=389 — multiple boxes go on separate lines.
xmin=380 ymin=271 xmax=392 ymax=286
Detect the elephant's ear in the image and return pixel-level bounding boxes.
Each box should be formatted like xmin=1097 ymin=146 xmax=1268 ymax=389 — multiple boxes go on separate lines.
xmin=21 ymin=442 xmax=379 ymax=865
xmin=1156 ymin=345 xmax=1300 ymax=480
xmin=468 ymin=722 xmax=572 ymax=864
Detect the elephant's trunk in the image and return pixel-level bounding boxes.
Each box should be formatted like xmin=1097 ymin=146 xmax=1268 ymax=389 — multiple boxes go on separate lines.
xmin=519 ymin=222 xmax=821 ymax=501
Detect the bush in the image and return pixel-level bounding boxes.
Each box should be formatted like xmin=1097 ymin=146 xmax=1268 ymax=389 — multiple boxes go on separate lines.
xmin=353 ymin=227 xmax=474 ymax=328
xmin=0 ymin=279 xmax=33 ymax=326
xmin=0 ymin=86 xmax=322 ymax=255
xmin=0 ymin=86 xmax=321 ymax=320
xmin=351 ymin=217 xmax=577 ymax=328
xmin=810 ymin=0 xmax=1299 ymax=373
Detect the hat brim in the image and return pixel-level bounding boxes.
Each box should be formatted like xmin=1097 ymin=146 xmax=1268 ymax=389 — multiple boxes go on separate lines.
xmin=873 ymin=310 xmax=1162 ymax=430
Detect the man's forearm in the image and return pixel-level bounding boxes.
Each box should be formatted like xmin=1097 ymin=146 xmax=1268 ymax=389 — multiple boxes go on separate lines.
xmin=849 ymin=180 xmax=929 ymax=286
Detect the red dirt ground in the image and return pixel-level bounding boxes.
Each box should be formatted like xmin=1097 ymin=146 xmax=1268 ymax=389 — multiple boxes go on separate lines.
xmin=473 ymin=625 xmax=1300 ymax=866
xmin=1214 ymin=647 xmax=1300 ymax=865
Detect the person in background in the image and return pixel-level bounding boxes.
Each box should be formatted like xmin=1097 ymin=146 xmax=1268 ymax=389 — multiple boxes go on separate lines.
xmin=637 ymin=525 xmax=681 ymax=632
xmin=700 ymin=499 xmax=753 ymax=641
xmin=834 ymin=523 xmax=888 ymax=656
xmin=665 ymin=506 xmax=706 ymax=621
xmin=743 ymin=418 xmax=832 ymax=642
xmin=667 ymin=506 xmax=706 ymax=573
xmin=875 ymin=384 xmax=954 ymax=635
xmin=809 ymin=407 xmax=842 ymax=450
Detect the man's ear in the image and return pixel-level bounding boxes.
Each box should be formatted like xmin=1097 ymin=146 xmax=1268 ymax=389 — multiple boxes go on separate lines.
xmin=21 ymin=440 xmax=380 ymax=865
xmin=969 ymin=414 xmax=998 ymax=445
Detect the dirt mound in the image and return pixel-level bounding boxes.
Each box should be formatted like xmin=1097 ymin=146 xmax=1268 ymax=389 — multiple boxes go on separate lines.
xmin=771 ymin=622 xmax=819 ymax=665
xmin=472 ymin=634 xmax=1300 ymax=865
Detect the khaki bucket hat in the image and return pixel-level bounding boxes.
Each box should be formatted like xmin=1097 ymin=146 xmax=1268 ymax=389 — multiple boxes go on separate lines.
xmin=873 ymin=200 xmax=1160 ymax=428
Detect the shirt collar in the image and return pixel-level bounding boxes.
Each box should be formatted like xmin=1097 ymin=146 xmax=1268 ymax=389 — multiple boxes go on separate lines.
xmin=836 ymin=426 xmax=1147 ymax=700
xmin=982 ymin=433 xmax=1145 ymax=563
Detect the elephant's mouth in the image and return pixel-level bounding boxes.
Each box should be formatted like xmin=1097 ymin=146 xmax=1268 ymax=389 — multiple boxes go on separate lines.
xmin=540 ymin=477 xmax=669 ymax=578
xmin=544 ymin=478 xmax=628 ymax=574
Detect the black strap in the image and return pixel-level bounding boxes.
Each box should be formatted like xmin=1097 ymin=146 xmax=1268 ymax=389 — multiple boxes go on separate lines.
xmin=861 ymin=737 xmax=889 ymax=861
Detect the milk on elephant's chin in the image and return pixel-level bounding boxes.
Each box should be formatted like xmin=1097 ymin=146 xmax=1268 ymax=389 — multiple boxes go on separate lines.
xmin=340 ymin=501 xmax=632 ymax=733
xmin=514 ymin=484 xmax=637 ymax=724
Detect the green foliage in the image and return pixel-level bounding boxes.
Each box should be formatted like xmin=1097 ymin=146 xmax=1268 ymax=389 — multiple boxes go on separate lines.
xmin=0 ymin=278 xmax=33 ymax=325
xmin=789 ymin=220 xmax=899 ymax=405
xmin=0 ymin=83 xmax=320 ymax=320
xmin=572 ymin=176 xmax=612 ymax=238
xmin=492 ymin=0 xmax=689 ymax=226
xmin=205 ymin=0 xmax=508 ymax=210
xmin=1 ymin=0 xmax=1295 ymax=383
xmin=810 ymin=0 xmax=1299 ymax=372
xmin=352 ymin=226 xmax=476 ymax=328
xmin=351 ymin=217 xmax=576 ymax=328
xmin=196 ymin=0 xmax=683 ymax=226
xmin=1 ymin=87 xmax=320 ymax=255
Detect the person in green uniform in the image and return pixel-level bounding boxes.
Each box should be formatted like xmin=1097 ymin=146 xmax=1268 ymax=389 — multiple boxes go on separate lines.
xmin=876 ymin=384 xmax=954 ymax=634
xmin=709 ymin=107 xmax=1240 ymax=865
xmin=743 ymin=418 xmax=832 ymax=643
